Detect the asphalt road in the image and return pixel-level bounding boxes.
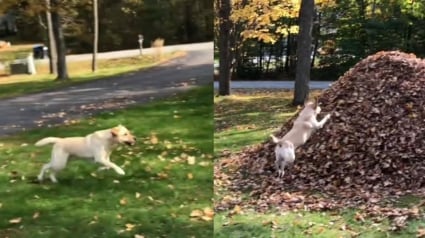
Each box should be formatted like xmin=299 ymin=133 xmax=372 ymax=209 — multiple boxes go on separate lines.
xmin=0 ymin=42 xmax=213 ymax=136
xmin=38 ymin=42 xmax=212 ymax=63
xmin=213 ymin=81 xmax=333 ymax=89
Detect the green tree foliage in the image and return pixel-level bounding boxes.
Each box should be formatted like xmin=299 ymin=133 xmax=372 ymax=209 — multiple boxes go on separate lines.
xmin=316 ymin=0 xmax=425 ymax=80
xmin=215 ymin=0 xmax=425 ymax=81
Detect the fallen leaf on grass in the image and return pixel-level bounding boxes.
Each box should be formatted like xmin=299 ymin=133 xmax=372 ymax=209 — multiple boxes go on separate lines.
xmin=157 ymin=172 xmax=168 ymax=179
xmin=417 ymin=228 xmax=425 ymax=238
xmin=150 ymin=134 xmax=159 ymax=144
xmin=201 ymin=216 xmax=213 ymax=221
xmin=9 ymin=217 xmax=22 ymax=224
xmin=354 ymin=212 xmax=365 ymax=222
xmin=199 ymin=161 xmax=210 ymax=167
xmin=187 ymin=156 xmax=196 ymax=165
xmin=190 ymin=209 xmax=204 ymax=218
xmin=203 ymin=207 xmax=214 ymax=218
xmin=120 ymin=198 xmax=127 ymax=205
xmin=134 ymin=235 xmax=145 ymax=238
xmin=135 ymin=192 xmax=141 ymax=199
xmin=229 ymin=205 xmax=242 ymax=215
xmin=187 ymin=173 xmax=193 ymax=179
xmin=125 ymin=223 xmax=135 ymax=231
xmin=32 ymin=212 xmax=40 ymax=219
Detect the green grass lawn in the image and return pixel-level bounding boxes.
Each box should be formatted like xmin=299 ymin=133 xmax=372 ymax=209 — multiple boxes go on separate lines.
xmin=214 ymin=89 xmax=425 ymax=238
xmin=0 ymin=86 xmax=213 ymax=238
xmin=0 ymin=51 xmax=184 ymax=99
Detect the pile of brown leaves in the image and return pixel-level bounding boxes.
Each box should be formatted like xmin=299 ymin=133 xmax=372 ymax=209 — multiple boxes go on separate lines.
xmin=215 ymin=51 xmax=425 ymax=226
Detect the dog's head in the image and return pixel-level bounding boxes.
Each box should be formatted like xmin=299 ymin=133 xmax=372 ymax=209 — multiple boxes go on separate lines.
xmin=305 ymin=97 xmax=321 ymax=115
xmin=111 ymin=125 xmax=136 ymax=146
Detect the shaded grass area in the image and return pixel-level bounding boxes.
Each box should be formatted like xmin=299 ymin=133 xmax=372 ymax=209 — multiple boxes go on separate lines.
xmin=0 ymin=51 xmax=184 ymax=99
xmin=214 ymin=89 xmax=424 ymax=237
xmin=0 ymin=86 xmax=213 ymax=238
xmin=214 ymin=89 xmax=321 ymax=152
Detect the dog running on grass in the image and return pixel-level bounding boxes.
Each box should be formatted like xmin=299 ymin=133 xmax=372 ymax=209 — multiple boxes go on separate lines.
xmin=35 ymin=125 xmax=136 ymax=183
xmin=270 ymin=99 xmax=331 ymax=178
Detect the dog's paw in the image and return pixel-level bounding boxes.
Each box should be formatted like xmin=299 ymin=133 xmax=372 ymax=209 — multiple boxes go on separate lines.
xmin=116 ymin=168 xmax=125 ymax=175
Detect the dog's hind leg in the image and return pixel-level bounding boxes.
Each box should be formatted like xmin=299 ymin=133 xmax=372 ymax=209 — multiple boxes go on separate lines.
xmin=37 ymin=163 xmax=51 ymax=181
xmin=47 ymin=148 xmax=70 ymax=183
xmin=49 ymin=172 xmax=58 ymax=183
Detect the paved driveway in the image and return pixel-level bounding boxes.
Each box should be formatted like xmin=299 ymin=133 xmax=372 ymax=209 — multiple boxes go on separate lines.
xmin=213 ymin=81 xmax=333 ymax=89
xmin=0 ymin=42 xmax=213 ymax=136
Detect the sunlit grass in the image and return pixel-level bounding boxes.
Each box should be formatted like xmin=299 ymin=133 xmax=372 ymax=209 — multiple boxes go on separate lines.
xmin=0 ymin=86 xmax=213 ymax=238
xmin=0 ymin=51 xmax=185 ymax=99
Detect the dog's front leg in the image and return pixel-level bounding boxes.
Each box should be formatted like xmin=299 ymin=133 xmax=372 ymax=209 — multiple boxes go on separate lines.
xmin=95 ymin=153 xmax=125 ymax=175
xmin=314 ymin=114 xmax=331 ymax=129
xmin=97 ymin=152 xmax=112 ymax=171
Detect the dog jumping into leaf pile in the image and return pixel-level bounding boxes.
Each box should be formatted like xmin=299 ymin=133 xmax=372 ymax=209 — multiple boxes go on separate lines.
xmin=271 ymin=98 xmax=331 ymax=178
xmin=35 ymin=125 xmax=136 ymax=183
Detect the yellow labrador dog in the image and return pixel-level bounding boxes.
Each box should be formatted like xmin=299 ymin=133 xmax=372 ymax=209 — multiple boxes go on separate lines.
xmin=271 ymin=99 xmax=330 ymax=178
xmin=35 ymin=125 xmax=136 ymax=183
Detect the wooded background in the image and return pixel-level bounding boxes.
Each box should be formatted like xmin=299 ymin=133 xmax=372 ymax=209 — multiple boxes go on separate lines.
xmin=215 ymin=0 xmax=425 ymax=81
xmin=1 ymin=0 xmax=213 ymax=53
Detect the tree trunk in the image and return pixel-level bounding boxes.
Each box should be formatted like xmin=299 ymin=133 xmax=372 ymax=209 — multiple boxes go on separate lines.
xmin=92 ymin=0 xmax=98 ymax=72
xmin=45 ymin=0 xmax=57 ymax=75
xmin=293 ymin=0 xmax=315 ymax=106
xmin=284 ymin=28 xmax=291 ymax=73
xmin=218 ymin=0 xmax=232 ymax=96
xmin=51 ymin=0 xmax=68 ymax=80
xmin=311 ymin=11 xmax=320 ymax=68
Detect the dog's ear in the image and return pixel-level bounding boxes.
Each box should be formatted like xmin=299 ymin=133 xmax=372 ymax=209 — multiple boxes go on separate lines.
xmin=111 ymin=127 xmax=120 ymax=137
xmin=270 ymin=135 xmax=280 ymax=144
xmin=312 ymin=97 xmax=319 ymax=109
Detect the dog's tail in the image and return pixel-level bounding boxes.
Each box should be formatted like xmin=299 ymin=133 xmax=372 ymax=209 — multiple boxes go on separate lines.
xmin=270 ymin=134 xmax=280 ymax=143
xmin=35 ymin=137 xmax=61 ymax=146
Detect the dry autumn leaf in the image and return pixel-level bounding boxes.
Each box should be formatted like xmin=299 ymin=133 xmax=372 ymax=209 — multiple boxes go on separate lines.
xmin=135 ymin=192 xmax=141 ymax=199
xmin=187 ymin=173 xmax=193 ymax=179
xmin=157 ymin=172 xmax=169 ymax=179
xmin=203 ymin=207 xmax=214 ymax=218
xmin=201 ymin=216 xmax=213 ymax=221
xmin=32 ymin=212 xmax=40 ymax=219
xmin=150 ymin=134 xmax=159 ymax=144
xmin=190 ymin=209 xmax=203 ymax=218
xmin=187 ymin=156 xmax=196 ymax=165
xmin=134 ymin=235 xmax=145 ymax=238
xmin=119 ymin=198 xmax=127 ymax=205
xmin=125 ymin=223 xmax=135 ymax=231
xmin=230 ymin=205 xmax=242 ymax=215
xmin=417 ymin=228 xmax=425 ymax=238
xmin=9 ymin=217 xmax=22 ymax=224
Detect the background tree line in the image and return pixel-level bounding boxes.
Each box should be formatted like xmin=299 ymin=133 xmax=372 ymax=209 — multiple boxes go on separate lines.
xmin=216 ymin=0 xmax=425 ymax=81
xmin=1 ymin=0 xmax=213 ymax=53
